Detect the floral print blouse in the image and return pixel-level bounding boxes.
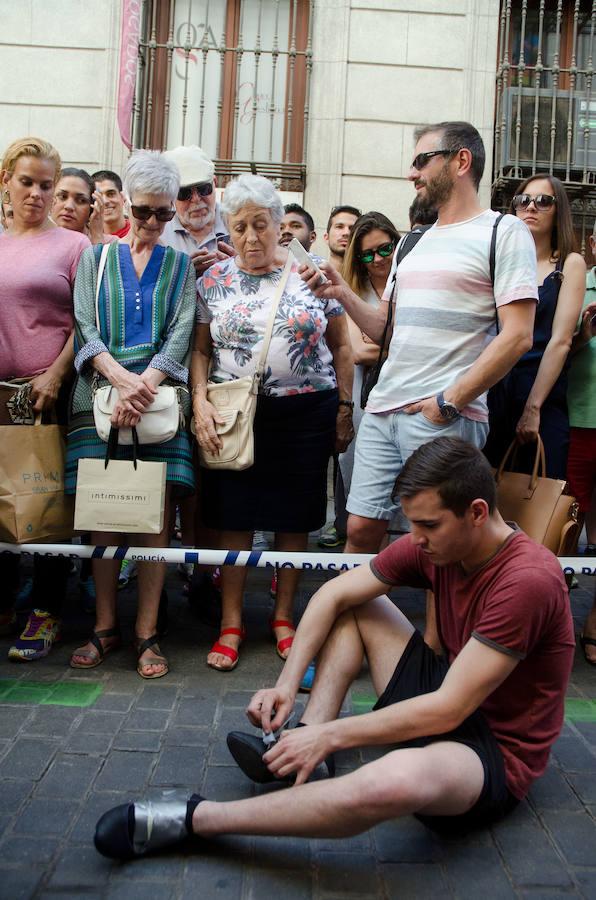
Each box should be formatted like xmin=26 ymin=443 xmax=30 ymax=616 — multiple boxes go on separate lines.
xmin=196 ymin=256 xmax=344 ymax=397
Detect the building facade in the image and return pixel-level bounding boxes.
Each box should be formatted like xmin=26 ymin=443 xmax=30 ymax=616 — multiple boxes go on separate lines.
xmin=0 ymin=0 xmax=593 ymax=254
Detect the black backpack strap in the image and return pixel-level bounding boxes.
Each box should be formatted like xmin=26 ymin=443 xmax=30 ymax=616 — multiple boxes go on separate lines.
xmin=490 ymin=213 xmax=505 ymax=334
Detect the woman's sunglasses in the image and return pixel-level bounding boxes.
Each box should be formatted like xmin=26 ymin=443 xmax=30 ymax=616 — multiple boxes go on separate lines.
xmin=359 ymin=241 xmax=395 ymax=264
xmin=130 ymin=205 xmax=176 ymax=222
xmin=512 ymin=193 xmax=556 ymax=211
xmin=177 ymin=182 xmax=214 ymax=202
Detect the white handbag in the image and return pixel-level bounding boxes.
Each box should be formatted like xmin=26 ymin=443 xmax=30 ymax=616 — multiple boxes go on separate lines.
xmin=91 ymin=244 xmax=185 ymax=445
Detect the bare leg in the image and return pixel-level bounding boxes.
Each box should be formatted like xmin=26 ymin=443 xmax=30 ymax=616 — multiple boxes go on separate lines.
xmin=345 ymin=513 xmax=388 ymax=555
xmin=193 ymin=741 xmax=484 ymax=838
xmin=134 ymin=487 xmax=172 ymax=677
xmin=271 ymin=532 xmax=308 ymax=657
xmin=70 ymin=531 xmax=122 ymax=663
xmin=301 ymin=594 xmax=416 ymax=725
xmin=207 ymin=529 xmax=252 ymax=669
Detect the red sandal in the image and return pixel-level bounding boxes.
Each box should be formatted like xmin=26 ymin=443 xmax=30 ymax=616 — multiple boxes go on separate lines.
xmin=207 ymin=626 xmax=245 ymax=672
xmin=270 ymin=618 xmax=295 ymax=661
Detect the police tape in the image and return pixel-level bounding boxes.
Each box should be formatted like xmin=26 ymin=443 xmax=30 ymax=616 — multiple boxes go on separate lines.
xmin=0 ymin=542 xmax=594 ymax=576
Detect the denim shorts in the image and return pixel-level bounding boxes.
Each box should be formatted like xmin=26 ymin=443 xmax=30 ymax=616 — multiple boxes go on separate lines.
xmin=347 ymin=411 xmax=488 ymax=521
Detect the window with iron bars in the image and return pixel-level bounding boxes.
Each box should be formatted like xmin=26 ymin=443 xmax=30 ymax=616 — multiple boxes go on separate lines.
xmin=492 ymin=0 xmax=595 ymax=258
xmin=132 ymin=0 xmax=313 ymax=191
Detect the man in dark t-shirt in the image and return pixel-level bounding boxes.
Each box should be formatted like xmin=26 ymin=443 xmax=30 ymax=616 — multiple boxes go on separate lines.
xmin=94 ymin=437 xmax=574 ymax=860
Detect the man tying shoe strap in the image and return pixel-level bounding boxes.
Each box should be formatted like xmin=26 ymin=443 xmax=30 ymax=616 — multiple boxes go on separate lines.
xmin=95 ymin=437 xmax=574 ymax=860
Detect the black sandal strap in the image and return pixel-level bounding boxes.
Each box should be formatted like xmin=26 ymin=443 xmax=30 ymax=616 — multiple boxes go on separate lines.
xmin=580 ymin=634 xmax=596 ymax=649
xmin=136 ymin=634 xmax=161 ymax=656
xmin=89 ymin=627 xmax=120 ymax=660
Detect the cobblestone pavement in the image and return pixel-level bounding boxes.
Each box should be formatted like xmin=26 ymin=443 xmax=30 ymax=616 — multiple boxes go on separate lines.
xmin=0 ymin=553 xmax=595 ymax=900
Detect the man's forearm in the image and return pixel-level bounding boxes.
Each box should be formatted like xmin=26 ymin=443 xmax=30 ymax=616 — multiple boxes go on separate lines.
xmin=446 ymin=327 xmax=532 ymax=410
xmin=326 ymin=690 xmax=457 ymax=753
xmin=336 ymin=285 xmax=389 ymax=344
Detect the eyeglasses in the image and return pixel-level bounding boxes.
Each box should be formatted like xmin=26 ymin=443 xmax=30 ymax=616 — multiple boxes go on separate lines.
xmin=359 ymin=241 xmax=395 ymax=264
xmin=512 ymin=193 xmax=556 ymax=211
xmin=177 ymin=182 xmax=214 ymax=202
xmin=411 ymin=149 xmax=457 ymax=171
xmin=130 ymin=205 xmax=176 ymax=222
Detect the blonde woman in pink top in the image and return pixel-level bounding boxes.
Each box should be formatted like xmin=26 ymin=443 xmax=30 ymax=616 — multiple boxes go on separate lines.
xmin=0 ymin=136 xmax=89 ymax=661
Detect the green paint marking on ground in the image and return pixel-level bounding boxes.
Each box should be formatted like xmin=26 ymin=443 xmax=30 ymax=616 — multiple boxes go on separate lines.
xmin=351 ymin=692 xmax=377 ymax=714
xmin=564 ymin=698 xmax=596 ymax=722
xmin=0 ymin=679 xmax=103 ymax=708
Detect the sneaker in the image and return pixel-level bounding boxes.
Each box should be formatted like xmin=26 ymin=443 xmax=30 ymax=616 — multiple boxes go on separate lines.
xmin=317 ymin=526 xmax=345 ymax=549
xmin=270 ymin=570 xmax=278 ymax=599
xmin=14 ymin=577 xmax=34 ymax=613
xmin=118 ymin=559 xmax=137 ymax=589
xmin=79 ymin=576 xmax=96 ymax=615
xmin=299 ymin=661 xmax=316 ymax=693
xmin=252 ymin=530 xmax=270 ymax=551
xmin=8 ymin=609 xmax=60 ymax=661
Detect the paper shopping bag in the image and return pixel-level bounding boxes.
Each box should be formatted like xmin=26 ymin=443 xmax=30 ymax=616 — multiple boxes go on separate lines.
xmin=74 ymin=457 xmax=166 ymax=534
xmin=0 ymin=422 xmax=74 ymax=543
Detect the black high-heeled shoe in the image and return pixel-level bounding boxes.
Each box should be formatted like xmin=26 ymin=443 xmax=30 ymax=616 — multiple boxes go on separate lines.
xmin=94 ymin=793 xmax=203 ymax=860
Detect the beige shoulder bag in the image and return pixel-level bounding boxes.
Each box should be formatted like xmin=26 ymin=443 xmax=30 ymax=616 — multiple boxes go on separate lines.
xmin=198 ymin=254 xmax=293 ymax=471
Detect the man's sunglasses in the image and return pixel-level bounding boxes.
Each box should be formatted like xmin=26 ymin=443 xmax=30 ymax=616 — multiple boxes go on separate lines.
xmin=359 ymin=241 xmax=395 ymax=264
xmin=177 ymin=182 xmax=214 ymax=202
xmin=130 ymin=205 xmax=176 ymax=222
xmin=411 ymin=149 xmax=457 ymax=171
xmin=512 ymin=193 xmax=556 ymax=211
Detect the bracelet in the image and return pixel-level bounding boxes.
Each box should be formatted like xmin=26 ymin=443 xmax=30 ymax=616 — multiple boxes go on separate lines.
xmin=338 ymin=400 xmax=354 ymax=409
xmin=191 ymin=385 xmax=208 ymax=394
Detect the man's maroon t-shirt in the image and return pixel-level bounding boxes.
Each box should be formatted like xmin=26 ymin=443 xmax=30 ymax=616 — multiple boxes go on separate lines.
xmin=370 ymin=530 xmax=575 ymax=800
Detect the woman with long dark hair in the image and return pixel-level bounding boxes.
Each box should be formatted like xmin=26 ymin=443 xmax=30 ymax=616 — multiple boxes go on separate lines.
xmin=485 ymin=174 xmax=585 ymax=477
xmin=328 ymin=212 xmax=401 ymax=539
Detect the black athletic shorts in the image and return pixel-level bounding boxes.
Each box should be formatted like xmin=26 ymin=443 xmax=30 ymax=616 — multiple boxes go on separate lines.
xmin=373 ymin=630 xmax=519 ymax=834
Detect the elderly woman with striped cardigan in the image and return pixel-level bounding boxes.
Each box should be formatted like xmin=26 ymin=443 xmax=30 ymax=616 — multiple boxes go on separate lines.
xmin=65 ymin=150 xmax=196 ymax=680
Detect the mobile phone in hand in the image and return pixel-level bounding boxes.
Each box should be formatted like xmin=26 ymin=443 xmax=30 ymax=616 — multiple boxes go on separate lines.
xmin=288 ymin=238 xmax=328 ymax=286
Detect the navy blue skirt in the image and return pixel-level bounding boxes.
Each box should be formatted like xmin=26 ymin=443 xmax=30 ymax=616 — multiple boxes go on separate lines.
xmin=200 ymin=389 xmax=338 ymax=532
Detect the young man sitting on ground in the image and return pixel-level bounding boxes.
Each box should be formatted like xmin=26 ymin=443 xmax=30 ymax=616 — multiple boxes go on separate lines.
xmin=95 ymin=437 xmax=574 ymax=859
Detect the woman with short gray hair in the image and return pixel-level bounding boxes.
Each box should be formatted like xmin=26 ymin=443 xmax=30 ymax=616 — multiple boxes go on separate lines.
xmin=123 ymin=149 xmax=180 ymax=204
xmin=65 ymin=149 xmax=196 ymax=680
xmin=192 ymin=174 xmax=354 ymax=672
xmin=220 ymin=173 xmax=284 ymax=224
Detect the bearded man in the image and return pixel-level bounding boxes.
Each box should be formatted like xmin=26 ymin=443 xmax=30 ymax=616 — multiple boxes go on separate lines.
xmin=303 ymin=122 xmax=539 ymax=555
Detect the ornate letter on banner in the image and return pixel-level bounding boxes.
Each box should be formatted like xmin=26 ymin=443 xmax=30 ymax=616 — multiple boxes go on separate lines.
xmin=117 ymin=0 xmax=141 ymax=150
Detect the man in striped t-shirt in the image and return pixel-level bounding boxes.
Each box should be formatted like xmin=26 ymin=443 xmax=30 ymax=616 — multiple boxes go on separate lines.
xmin=303 ymin=121 xmax=539 ymax=554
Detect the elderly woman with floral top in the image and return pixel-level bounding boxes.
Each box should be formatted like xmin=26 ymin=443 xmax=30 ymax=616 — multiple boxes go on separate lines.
xmin=192 ymin=174 xmax=354 ymax=671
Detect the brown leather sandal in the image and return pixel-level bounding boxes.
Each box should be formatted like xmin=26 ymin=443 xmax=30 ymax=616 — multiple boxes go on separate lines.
xmin=135 ymin=634 xmax=169 ymax=679
xmin=70 ymin=628 xmax=121 ymax=669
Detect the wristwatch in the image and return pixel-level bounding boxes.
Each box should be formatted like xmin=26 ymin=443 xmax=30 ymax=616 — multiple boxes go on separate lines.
xmin=338 ymin=400 xmax=354 ymax=410
xmin=436 ymin=391 xmax=460 ymax=421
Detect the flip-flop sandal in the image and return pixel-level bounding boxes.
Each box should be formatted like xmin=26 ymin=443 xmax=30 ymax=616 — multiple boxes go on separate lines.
xmin=270 ymin=618 xmax=295 ymax=660
xmin=70 ymin=628 xmax=121 ymax=669
xmin=580 ymin=633 xmax=596 ymax=667
xmin=136 ymin=634 xmax=169 ymax=679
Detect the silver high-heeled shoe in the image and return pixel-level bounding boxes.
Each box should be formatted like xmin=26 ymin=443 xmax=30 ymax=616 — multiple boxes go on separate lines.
xmin=95 ymin=793 xmax=203 ymax=860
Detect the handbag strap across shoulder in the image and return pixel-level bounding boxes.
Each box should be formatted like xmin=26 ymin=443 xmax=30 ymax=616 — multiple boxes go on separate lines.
xmin=95 ymin=243 xmax=111 ymax=332
xmin=255 ymin=253 xmax=294 ymax=380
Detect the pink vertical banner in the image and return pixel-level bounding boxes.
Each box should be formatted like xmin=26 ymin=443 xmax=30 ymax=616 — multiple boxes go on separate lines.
xmin=117 ymin=0 xmax=142 ymax=150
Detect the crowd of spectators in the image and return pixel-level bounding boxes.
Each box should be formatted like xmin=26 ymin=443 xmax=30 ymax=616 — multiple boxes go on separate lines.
xmin=0 ymin=123 xmax=595 ymax=678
